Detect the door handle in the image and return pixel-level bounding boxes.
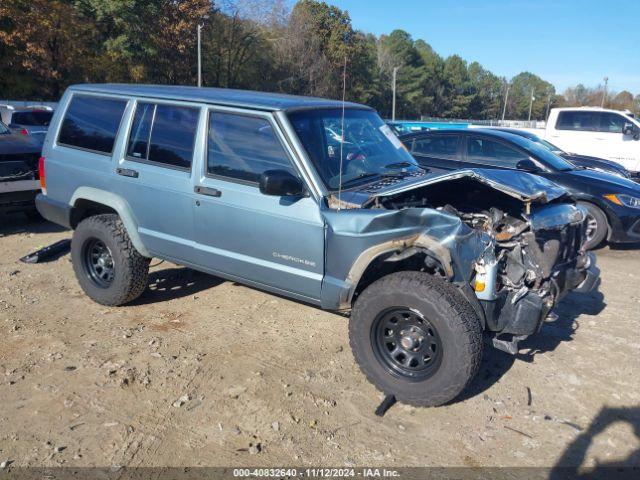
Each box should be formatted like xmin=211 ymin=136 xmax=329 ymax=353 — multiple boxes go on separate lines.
xmin=117 ymin=168 xmax=139 ymax=178
xmin=194 ymin=186 xmax=222 ymax=197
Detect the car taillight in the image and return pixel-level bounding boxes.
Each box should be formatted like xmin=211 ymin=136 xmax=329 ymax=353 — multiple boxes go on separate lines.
xmin=20 ymin=128 xmax=28 ymax=135
xmin=38 ymin=156 xmax=46 ymax=193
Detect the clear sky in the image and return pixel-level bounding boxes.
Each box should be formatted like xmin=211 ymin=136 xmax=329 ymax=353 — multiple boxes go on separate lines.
xmin=326 ymin=0 xmax=640 ymax=95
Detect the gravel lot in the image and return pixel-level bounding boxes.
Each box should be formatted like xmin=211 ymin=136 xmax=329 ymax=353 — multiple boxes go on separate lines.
xmin=0 ymin=214 xmax=638 ymax=473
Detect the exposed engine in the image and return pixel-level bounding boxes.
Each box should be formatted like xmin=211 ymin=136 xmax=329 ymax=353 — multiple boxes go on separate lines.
xmin=374 ymin=177 xmax=590 ymax=339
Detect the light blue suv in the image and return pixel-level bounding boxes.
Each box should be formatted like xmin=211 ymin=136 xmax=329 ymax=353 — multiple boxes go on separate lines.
xmin=36 ymin=85 xmax=599 ymax=406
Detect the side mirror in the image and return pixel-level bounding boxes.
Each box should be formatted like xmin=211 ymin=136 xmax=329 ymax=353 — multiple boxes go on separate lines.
xmin=259 ymin=169 xmax=305 ymax=197
xmin=623 ymin=122 xmax=640 ymax=140
xmin=516 ymin=159 xmax=540 ymax=173
xmin=623 ymin=123 xmax=635 ymax=136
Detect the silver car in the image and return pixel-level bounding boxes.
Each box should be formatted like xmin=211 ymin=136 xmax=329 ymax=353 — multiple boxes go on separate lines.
xmin=0 ymin=104 xmax=54 ymax=142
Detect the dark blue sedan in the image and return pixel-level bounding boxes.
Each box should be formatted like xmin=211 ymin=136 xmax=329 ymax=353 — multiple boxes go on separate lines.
xmin=490 ymin=127 xmax=635 ymax=181
xmin=400 ymin=128 xmax=640 ymax=250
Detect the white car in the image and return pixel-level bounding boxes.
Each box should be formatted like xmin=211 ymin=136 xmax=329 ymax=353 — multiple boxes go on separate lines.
xmin=520 ymin=107 xmax=640 ymax=175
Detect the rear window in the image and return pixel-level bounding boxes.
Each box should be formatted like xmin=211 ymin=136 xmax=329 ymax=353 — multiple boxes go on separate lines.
xmin=12 ymin=110 xmax=53 ymax=126
xmin=126 ymin=102 xmax=199 ymax=170
xmin=58 ymin=95 xmax=127 ymax=154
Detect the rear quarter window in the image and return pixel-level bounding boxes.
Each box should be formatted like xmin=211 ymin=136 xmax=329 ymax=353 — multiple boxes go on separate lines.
xmin=58 ymin=95 xmax=127 ymax=154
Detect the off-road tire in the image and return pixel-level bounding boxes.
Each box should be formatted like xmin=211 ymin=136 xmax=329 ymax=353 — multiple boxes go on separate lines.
xmin=350 ymin=271 xmax=482 ymax=407
xmin=578 ymin=201 xmax=608 ymax=250
xmin=71 ymin=214 xmax=150 ymax=306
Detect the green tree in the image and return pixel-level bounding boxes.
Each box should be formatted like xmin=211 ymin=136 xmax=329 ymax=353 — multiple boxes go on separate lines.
xmin=508 ymin=72 xmax=555 ymax=120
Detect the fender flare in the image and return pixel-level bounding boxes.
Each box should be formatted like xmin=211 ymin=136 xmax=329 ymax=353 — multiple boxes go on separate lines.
xmin=342 ymin=233 xmax=455 ymax=308
xmin=70 ymin=187 xmax=151 ymax=257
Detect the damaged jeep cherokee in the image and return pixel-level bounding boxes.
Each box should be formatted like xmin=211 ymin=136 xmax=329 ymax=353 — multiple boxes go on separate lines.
xmin=36 ymin=85 xmax=600 ymax=406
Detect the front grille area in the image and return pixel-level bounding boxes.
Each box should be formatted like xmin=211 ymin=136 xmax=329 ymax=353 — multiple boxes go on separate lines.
xmin=535 ymin=221 xmax=585 ymax=265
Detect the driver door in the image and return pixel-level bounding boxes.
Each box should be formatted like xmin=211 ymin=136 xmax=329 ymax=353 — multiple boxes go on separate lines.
xmin=192 ymin=108 xmax=325 ymax=304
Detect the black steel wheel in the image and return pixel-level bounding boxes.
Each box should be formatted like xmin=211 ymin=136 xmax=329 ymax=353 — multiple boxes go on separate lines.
xmin=350 ymin=271 xmax=482 ymax=407
xmin=83 ymin=238 xmax=115 ymax=288
xmin=372 ymin=308 xmax=442 ymax=381
xmin=71 ymin=214 xmax=149 ymax=306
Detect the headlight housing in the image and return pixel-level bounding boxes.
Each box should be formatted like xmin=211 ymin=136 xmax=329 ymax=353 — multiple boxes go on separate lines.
xmin=604 ymin=193 xmax=640 ymax=209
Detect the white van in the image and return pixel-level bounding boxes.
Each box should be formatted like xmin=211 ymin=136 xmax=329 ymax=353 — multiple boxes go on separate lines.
xmin=521 ymin=107 xmax=640 ymax=173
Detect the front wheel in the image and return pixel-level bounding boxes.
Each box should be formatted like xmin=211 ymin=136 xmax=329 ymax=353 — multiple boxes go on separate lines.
xmin=349 ymin=272 xmax=482 ymax=407
xmin=578 ymin=201 xmax=608 ymax=250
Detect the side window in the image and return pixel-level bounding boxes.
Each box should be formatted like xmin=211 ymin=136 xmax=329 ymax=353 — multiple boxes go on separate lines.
xmin=207 ymin=112 xmax=297 ymax=183
xmin=127 ymin=102 xmax=199 ymax=170
xmin=598 ymin=113 xmax=626 ymax=133
xmin=466 ymin=137 xmax=529 ymax=168
xmin=556 ymin=111 xmax=598 ymax=131
xmin=58 ymin=95 xmax=127 ymax=154
xmin=411 ymin=135 xmax=460 ymax=159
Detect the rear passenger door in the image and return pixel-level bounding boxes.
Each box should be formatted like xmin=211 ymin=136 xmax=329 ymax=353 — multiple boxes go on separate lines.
xmin=406 ymin=134 xmax=465 ymax=172
xmin=115 ymin=100 xmax=202 ymax=263
xmin=192 ymin=108 xmax=325 ymax=303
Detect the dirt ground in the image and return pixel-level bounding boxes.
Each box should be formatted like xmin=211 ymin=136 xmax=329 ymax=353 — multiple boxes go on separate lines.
xmin=1 ymin=213 xmax=639 ymax=472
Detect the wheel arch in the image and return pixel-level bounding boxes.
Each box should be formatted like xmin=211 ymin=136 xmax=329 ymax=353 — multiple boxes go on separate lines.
xmin=69 ymin=187 xmax=151 ymax=257
xmin=343 ymin=238 xmax=486 ymax=329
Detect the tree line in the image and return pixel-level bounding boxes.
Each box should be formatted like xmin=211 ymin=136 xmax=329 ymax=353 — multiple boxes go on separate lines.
xmin=1 ymin=0 xmax=638 ymax=120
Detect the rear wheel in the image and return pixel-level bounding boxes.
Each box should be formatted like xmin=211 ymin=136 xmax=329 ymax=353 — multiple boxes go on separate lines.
xmin=71 ymin=214 xmax=150 ymax=306
xmin=579 ymin=202 xmax=608 ymax=250
xmin=349 ymin=271 xmax=482 ymax=407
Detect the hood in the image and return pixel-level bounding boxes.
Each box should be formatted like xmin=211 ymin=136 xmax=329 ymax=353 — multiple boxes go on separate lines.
xmin=0 ymin=132 xmax=42 ymax=156
xmin=328 ymin=168 xmax=567 ymax=209
xmin=565 ymin=167 xmax=640 ymax=193
xmin=562 ymin=153 xmax=628 ymax=176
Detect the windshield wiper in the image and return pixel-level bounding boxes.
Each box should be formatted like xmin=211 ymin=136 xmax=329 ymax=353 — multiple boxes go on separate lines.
xmin=384 ymin=161 xmax=428 ymax=173
xmin=340 ymin=172 xmax=381 ymax=187
xmin=384 ymin=161 xmax=414 ymax=169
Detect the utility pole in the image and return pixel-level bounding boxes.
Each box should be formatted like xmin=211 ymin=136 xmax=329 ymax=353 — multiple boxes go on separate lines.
xmin=392 ymin=66 xmax=400 ymax=121
xmin=197 ymin=24 xmax=202 ymax=87
xmin=501 ymin=82 xmax=510 ymax=122
xmin=528 ymin=88 xmax=535 ymax=122
xmin=601 ymin=76 xmax=608 ymax=107
xmin=197 ymin=15 xmax=209 ymax=87
xmin=545 ymin=90 xmax=552 ymax=121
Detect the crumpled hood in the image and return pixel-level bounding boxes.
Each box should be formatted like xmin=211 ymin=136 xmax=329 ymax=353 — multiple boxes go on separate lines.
xmin=329 ymin=168 xmax=567 ymax=209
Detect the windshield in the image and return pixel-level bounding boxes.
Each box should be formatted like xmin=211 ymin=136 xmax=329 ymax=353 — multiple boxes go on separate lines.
xmin=288 ymin=108 xmax=422 ymax=190
xmin=516 ymin=137 xmax=575 ymax=171
xmin=533 ymin=137 xmax=564 ymax=155
xmin=0 ymin=122 xmax=9 ymax=134
xmin=624 ymin=114 xmax=640 ymax=127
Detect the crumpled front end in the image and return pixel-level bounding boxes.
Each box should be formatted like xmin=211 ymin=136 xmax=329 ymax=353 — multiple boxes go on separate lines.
xmin=472 ymin=203 xmax=596 ymax=339
xmin=322 ymin=170 xmax=599 ymax=347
